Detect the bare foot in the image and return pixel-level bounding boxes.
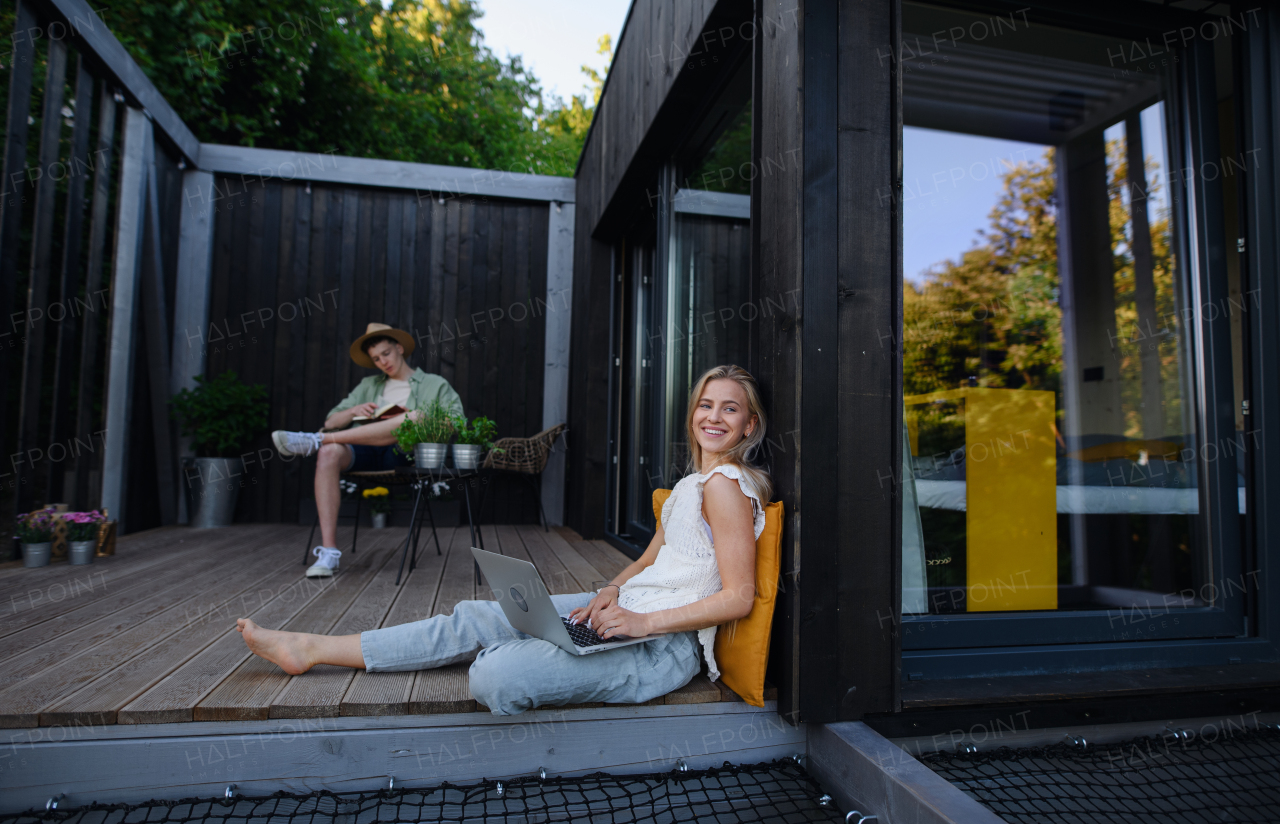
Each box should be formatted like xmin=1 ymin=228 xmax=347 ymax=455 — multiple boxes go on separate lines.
xmin=237 ymin=618 xmax=314 ymax=675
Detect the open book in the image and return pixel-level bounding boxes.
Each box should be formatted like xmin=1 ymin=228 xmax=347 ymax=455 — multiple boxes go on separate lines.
xmin=352 ymin=403 xmax=408 ymax=422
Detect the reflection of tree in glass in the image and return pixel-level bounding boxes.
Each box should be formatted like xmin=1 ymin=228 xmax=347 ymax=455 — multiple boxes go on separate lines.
xmin=685 ymin=102 xmax=753 ymax=195
xmin=1106 ymin=140 xmax=1181 ymax=440
xmin=904 ymin=149 xmax=1062 ymax=418
xmin=903 ymin=143 xmax=1182 ymax=443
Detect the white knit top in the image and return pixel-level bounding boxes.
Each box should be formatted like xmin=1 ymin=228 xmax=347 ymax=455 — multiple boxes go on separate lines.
xmin=617 ymin=464 xmax=766 ymax=681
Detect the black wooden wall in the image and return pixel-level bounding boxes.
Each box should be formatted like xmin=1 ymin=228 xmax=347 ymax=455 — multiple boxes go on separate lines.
xmin=204 ymin=180 xmax=550 ymax=525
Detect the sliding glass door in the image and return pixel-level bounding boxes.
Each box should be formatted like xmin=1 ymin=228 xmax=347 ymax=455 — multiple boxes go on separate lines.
xmin=606 ymin=59 xmax=754 ymax=551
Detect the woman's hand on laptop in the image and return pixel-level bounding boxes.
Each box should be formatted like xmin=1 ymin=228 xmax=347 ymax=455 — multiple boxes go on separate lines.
xmin=589 ymin=602 xmax=651 ymax=640
xmin=568 ymin=586 xmax=619 ymax=629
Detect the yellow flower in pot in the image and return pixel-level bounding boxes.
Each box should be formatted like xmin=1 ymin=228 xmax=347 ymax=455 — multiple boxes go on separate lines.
xmin=363 ymin=486 xmax=392 ymax=528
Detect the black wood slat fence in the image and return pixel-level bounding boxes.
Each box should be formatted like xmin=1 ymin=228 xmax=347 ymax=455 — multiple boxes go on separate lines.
xmin=1 ymin=0 xmax=574 ymax=541
xmin=198 ymin=181 xmax=551 ymax=528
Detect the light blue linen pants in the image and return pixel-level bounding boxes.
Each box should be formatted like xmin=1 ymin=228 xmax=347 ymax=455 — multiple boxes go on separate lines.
xmin=360 ymin=592 xmax=701 ymax=715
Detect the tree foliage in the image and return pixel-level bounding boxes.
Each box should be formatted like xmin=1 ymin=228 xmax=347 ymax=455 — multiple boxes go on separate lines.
xmin=103 ymin=0 xmax=604 ymax=174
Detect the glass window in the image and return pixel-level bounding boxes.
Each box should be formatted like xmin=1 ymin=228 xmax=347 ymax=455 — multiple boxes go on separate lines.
xmin=899 ymin=3 xmax=1248 ymax=639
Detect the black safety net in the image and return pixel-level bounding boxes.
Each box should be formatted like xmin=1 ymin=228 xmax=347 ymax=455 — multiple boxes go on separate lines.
xmin=3 ymin=759 xmax=847 ymax=824
xmin=920 ymin=723 xmax=1280 ymax=823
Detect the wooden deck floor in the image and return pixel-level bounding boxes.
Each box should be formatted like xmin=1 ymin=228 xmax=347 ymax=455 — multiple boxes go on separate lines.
xmin=0 ymin=522 xmax=757 ymax=729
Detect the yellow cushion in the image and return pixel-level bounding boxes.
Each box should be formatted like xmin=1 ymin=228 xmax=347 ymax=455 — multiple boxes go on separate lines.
xmin=652 ymin=487 xmax=784 ymax=707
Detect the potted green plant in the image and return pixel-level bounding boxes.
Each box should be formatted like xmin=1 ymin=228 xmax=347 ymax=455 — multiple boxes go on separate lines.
xmin=363 ymin=486 xmax=392 ymax=528
xmin=394 ymin=399 xmax=454 ymax=469
xmin=65 ymin=510 xmax=106 ymax=565
xmin=171 ymin=371 xmax=270 ymax=528
xmin=451 ymin=415 xmax=498 ymax=470
xmin=16 ymin=507 xmax=57 ymax=568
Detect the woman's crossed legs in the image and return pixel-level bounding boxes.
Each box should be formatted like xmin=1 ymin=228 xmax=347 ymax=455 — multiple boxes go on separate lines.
xmin=237 ymin=592 xmax=700 ymax=715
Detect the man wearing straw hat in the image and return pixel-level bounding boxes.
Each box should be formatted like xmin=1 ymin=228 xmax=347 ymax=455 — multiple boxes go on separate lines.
xmin=271 ymin=322 xmax=463 ymax=577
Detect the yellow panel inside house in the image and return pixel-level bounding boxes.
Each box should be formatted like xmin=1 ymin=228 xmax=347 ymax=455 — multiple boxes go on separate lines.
xmin=907 ymin=387 xmax=1057 ymax=611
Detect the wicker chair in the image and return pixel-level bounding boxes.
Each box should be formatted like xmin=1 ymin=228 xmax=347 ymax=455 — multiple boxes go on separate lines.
xmin=480 ymin=423 xmax=567 ymax=530
xmin=302 ymin=470 xmax=415 ymax=565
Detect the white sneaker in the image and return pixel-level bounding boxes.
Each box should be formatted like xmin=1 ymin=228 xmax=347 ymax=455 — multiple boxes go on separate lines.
xmin=273 ymin=430 xmax=323 ymax=457
xmin=306 ymin=546 xmax=342 ymax=577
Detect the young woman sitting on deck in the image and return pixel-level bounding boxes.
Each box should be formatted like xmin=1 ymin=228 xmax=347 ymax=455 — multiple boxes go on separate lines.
xmin=237 ymin=364 xmax=772 ymax=715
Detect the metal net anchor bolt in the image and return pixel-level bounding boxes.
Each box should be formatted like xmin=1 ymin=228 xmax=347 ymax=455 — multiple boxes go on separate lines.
xmin=537 ymin=767 xmax=547 ymax=781
xmin=847 ymin=812 xmax=879 ymax=823
xmin=224 ymin=785 xmax=236 ymax=799
xmin=957 ymin=742 xmax=978 ymax=753
xmin=818 ymin=794 xmax=833 ymax=807
xmin=790 ymin=753 xmax=805 ymax=766
xmin=46 ymin=794 xmax=65 ymax=811
xmin=1063 ymin=734 xmax=1088 ymax=751
xmin=388 ymin=777 xmax=394 ymax=791
xmin=495 ymin=781 xmax=505 ymax=798
xmin=1165 ymin=725 xmax=1192 ymax=743
xmin=675 ymin=759 xmax=689 ymax=773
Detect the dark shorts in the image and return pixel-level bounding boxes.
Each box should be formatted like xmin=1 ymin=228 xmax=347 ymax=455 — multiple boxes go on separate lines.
xmin=347 ymin=444 xmax=412 ymax=473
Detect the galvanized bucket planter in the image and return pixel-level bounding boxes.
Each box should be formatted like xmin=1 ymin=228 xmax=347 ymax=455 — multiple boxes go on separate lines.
xmin=415 ymin=443 xmax=448 ymax=469
xmin=453 ymin=444 xmax=482 ymax=470
xmin=68 ymin=540 xmax=96 ymax=565
xmin=22 ymin=542 xmax=51 ymax=568
xmin=190 ymin=457 xmax=241 ymax=528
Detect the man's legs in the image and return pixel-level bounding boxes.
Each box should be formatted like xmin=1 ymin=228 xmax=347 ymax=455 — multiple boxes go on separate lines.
xmin=314 ymin=415 xmax=406 ymax=547
xmin=322 ymin=414 xmax=407 ymax=446
xmin=315 ymin=443 xmax=353 ymax=549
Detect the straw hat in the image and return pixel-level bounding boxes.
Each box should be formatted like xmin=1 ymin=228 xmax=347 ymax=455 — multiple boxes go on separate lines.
xmin=349 ymin=322 xmax=415 ymax=368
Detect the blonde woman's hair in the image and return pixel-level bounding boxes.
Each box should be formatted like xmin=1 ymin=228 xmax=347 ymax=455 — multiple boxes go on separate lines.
xmin=685 ymin=364 xmax=773 ymax=504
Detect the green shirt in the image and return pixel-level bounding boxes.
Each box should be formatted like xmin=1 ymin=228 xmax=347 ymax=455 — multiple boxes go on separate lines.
xmin=327 ymin=368 xmax=463 ymax=426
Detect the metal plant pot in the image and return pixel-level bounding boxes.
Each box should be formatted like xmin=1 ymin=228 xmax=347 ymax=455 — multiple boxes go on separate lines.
xmin=371 ymin=512 xmax=388 ymax=529
xmin=22 ymin=542 xmax=51 ymax=568
xmin=68 ymin=540 xmax=96 ymax=565
xmin=453 ymin=444 xmax=482 ymax=470
xmin=190 ymin=457 xmax=242 ymax=528
xmin=415 ymin=443 xmax=448 ymax=470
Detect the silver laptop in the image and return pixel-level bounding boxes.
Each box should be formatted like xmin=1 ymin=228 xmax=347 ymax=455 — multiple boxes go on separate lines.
xmin=471 ymin=547 xmax=662 ymax=655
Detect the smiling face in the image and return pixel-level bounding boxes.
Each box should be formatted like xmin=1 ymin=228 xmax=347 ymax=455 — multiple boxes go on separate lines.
xmin=691 ymin=378 xmax=757 ymax=469
xmin=365 ymin=338 xmax=406 ymax=377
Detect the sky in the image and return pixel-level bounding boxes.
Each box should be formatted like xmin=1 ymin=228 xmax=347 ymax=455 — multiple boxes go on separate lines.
xmin=473 ymin=0 xmax=631 ymax=102
xmin=903 ymin=103 xmax=1169 ymax=286
xmin=902 ymin=128 xmax=1046 ymax=285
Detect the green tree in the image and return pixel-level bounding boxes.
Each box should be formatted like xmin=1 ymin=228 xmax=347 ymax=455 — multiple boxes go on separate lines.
xmin=94 ymin=0 xmax=601 ymax=173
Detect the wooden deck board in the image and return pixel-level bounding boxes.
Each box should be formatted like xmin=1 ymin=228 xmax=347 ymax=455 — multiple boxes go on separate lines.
xmin=118 ymin=573 xmax=348 ymax=724
xmin=663 ymin=674 xmax=722 ymax=705
xmin=0 ymin=529 xmax=286 ymax=701
xmin=0 ymin=528 xmax=254 ymax=643
xmin=474 ymin=524 xmax=500 ymax=600
xmin=8 ymin=524 xmax=737 ymax=729
xmin=540 ymin=527 xmax=608 ymax=591
xmin=512 ymin=527 xmax=579 ymax=595
xmin=407 ymin=528 xmax=479 ymax=714
xmin=0 ymin=526 xmax=189 ymax=592
xmin=194 ymin=543 xmax=398 ymax=721
xmin=553 ymin=527 xmax=632 ymax=580
xmin=271 ymin=532 xmax=410 ymax=718
xmin=37 ymin=551 xmax=307 ymax=727
xmin=339 ymin=524 xmax=453 ymax=717
xmin=0 ymin=529 xmax=294 ymax=727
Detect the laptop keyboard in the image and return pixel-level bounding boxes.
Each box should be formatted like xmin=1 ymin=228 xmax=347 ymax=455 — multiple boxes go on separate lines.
xmin=561 ymin=616 xmax=622 ymax=647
